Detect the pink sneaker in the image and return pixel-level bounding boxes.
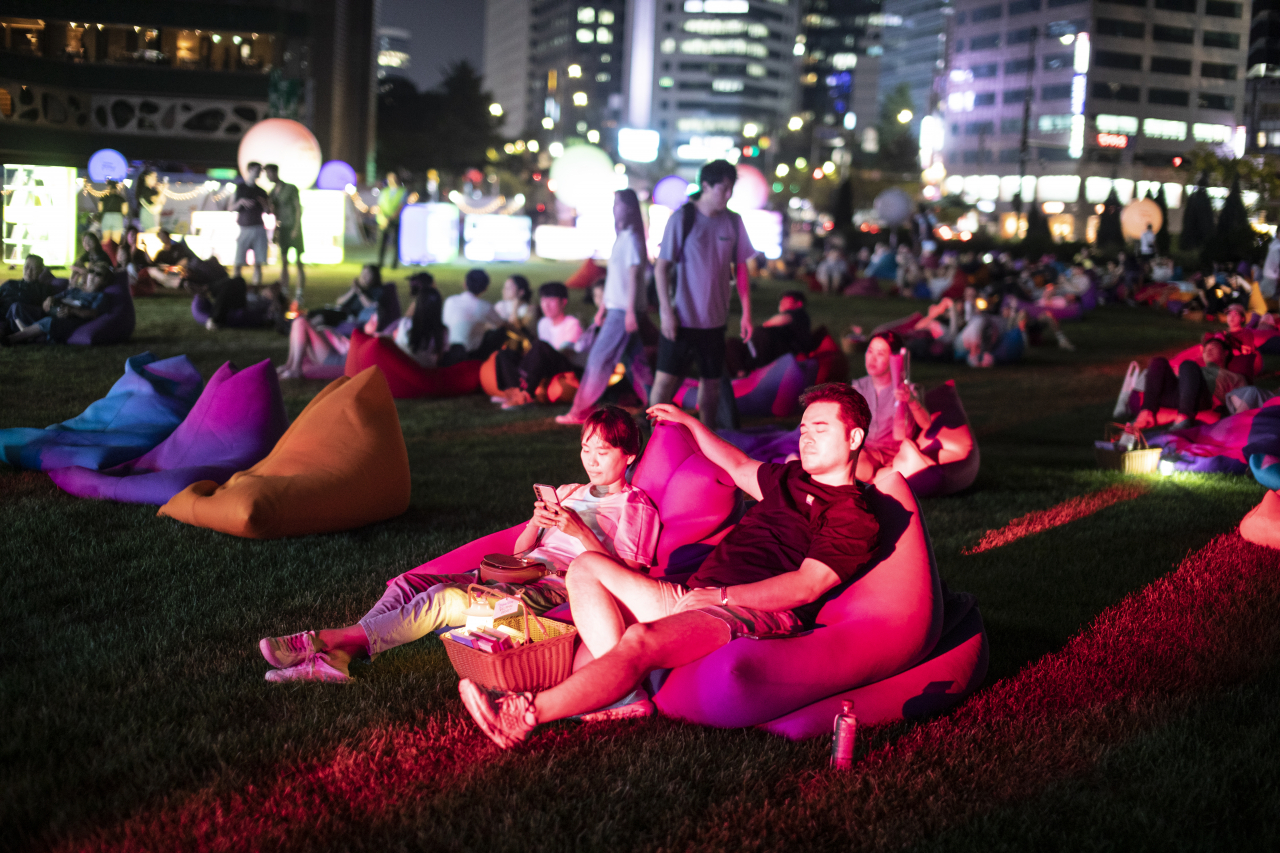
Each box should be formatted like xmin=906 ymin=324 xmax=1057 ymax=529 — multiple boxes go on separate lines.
xmin=264 ymin=652 xmax=349 ymax=683
xmin=458 ymin=678 xmax=538 ymax=748
xmin=259 ymin=631 xmax=317 ymax=668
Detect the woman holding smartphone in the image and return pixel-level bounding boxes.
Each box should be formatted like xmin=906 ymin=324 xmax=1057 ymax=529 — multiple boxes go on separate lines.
xmin=257 ymin=406 xmax=660 ymax=683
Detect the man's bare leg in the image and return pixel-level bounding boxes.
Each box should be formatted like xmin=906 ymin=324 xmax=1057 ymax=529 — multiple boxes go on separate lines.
xmin=697 ymin=377 xmax=720 ymax=428
xmin=648 ymin=369 xmax=682 ymax=406
xmin=534 ymin=612 xmax=730 ymax=723
xmin=566 ymin=552 xmax=673 ymax=658
xmin=251 ymin=263 xmax=263 ymax=287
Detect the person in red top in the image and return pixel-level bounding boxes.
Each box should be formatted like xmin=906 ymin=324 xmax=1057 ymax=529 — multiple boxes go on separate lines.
xmin=460 ymin=383 xmax=880 ymax=747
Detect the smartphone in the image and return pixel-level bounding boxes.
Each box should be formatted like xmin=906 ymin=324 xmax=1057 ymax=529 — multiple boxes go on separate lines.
xmin=533 ymin=483 xmax=559 ymax=507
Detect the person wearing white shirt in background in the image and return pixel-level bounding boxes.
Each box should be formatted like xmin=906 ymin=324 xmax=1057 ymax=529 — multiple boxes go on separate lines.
xmin=1139 ymin=224 xmax=1157 ymax=261
xmin=1261 ymin=233 xmax=1280 ymax=299
xmin=442 ymin=268 xmax=503 ymax=355
xmin=557 ymin=190 xmax=656 ymax=425
xmin=492 ymin=281 xmax=585 ymax=409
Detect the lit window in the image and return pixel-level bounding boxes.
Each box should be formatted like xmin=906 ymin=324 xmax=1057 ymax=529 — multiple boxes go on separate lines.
xmin=831 ymin=53 xmax=857 ymax=70
xmin=793 ymin=43 xmax=805 ymax=56
xmin=746 ymin=63 xmax=766 ymax=77
xmin=528 ymin=140 xmax=540 ymax=152
xmin=595 ymin=72 xmax=610 ymax=82
xmin=1192 ymin=123 xmax=1232 ymax=143
xmin=685 ymin=0 xmax=751 ymax=10
xmin=597 ymin=27 xmax=613 ymax=43
xmin=682 ymin=39 xmax=768 ymax=58
xmin=713 ymin=79 xmax=745 ymax=92
xmin=577 ymin=120 xmax=589 ymax=132
xmin=568 ymin=64 xmax=582 ymax=78
xmin=599 ymin=10 xmax=615 ymax=24
xmin=573 ymin=91 xmax=589 ymax=106
xmin=600 ymin=53 xmax=611 ymax=62
xmin=660 ymin=38 xmax=676 ymax=53
xmin=578 ymin=7 xmax=595 ymax=23
xmin=1096 ymin=114 xmax=1139 ymax=134
xmin=577 ymin=28 xmax=595 ymax=43
xmin=658 ymin=76 xmax=675 ymax=88
xmin=542 ymin=117 xmax=555 ymax=129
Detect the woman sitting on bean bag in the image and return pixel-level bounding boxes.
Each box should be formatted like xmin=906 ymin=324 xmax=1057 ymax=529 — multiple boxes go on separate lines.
xmin=853 ymin=331 xmax=931 ymax=480
xmin=1132 ymin=333 xmax=1248 ymax=431
xmin=69 ymin=233 xmax=111 ymax=287
xmin=4 ymin=262 xmax=110 ymax=345
xmin=494 ymin=274 xmax=535 ymax=332
xmin=386 ymin=272 xmax=448 ymax=368
xmin=277 ymin=266 xmax=398 ymax=380
xmin=307 ymin=264 xmax=385 ymax=329
xmin=255 ymin=406 xmax=660 ymax=683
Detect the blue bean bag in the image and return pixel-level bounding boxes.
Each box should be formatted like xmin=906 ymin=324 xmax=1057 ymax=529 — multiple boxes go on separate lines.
xmin=0 ymin=352 xmax=203 ymax=471
xmin=64 ymin=272 xmax=135 ymax=346
xmin=48 ymin=359 xmax=287 ymax=504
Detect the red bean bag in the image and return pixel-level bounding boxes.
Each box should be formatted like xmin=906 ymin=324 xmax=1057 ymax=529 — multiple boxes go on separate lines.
xmin=343 ymin=329 xmax=482 ymax=399
xmin=158 ymin=366 xmax=411 ymax=538
xmin=565 ymin=258 xmax=606 ymax=289
xmin=889 ymin=380 xmax=980 ymax=497
xmin=395 ymin=421 xmax=739 ymax=586
xmin=804 ymin=328 xmax=848 ymax=385
xmin=673 ymin=353 xmax=819 ymax=418
xmin=1166 ymin=342 xmax=1263 ymax=382
xmin=651 ymin=468 xmax=986 ymax=729
xmin=1240 ymin=489 xmax=1280 ymax=549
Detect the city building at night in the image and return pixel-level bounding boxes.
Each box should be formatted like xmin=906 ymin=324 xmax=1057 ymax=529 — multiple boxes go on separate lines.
xmin=0 ymin=0 xmax=378 ymax=175
xmin=1246 ymin=0 xmax=1280 ymax=152
xmin=877 ymin=0 xmax=951 ymax=135
xmin=798 ymin=0 xmax=885 ymax=165
xmin=937 ymin=0 xmax=1248 ymax=239
xmin=376 ymin=26 xmax=412 ymax=81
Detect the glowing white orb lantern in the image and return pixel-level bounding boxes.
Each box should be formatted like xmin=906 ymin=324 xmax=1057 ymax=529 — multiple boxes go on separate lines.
xmin=87 ymin=149 xmax=129 ymax=183
xmin=548 ymin=143 xmax=616 ymax=211
xmin=873 ymin=187 xmax=914 ymax=226
xmin=652 ymin=175 xmax=691 ymax=209
xmin=316 ymin=160 xmax=358 ymax=191
xmin=1121 ymin=198 xmax=1163 ymax=241
xmin=237 ymin=119 xmax=322 ymax=189
xmin=728 ymin=164 xmax=769 ymax=212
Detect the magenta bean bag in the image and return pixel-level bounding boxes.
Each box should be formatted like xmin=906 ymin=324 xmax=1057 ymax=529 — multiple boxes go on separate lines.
xmin=395 ymin=421 xmax=739 ymax=587
xmin=1240 ymin=489 xmax=1280 ymax=549
xmin=66 ymin=272 xmax=135 ymax=346
xmin=48 ymin=359 xmax=288 ymax=505
xmin=760 ymin=593 xmax=987 ymax=737
xmin=0 ymin=352 xmax=202 ymax=471
xmin=1166 ymin=342 xmax=1262 ymax=382
xmin=651 ymin=468 xmax=967 ymax=729
xmin=672 ymin=354 xmax=819 ymax=418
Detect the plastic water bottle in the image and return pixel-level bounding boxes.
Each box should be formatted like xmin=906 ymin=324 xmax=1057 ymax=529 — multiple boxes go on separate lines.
xmin=830 ymin=700 xmax=857 ymax=769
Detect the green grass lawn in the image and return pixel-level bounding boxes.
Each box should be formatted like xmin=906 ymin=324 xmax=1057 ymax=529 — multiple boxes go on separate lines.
xmin=3 ymin=250 xmax=1279 ymax=851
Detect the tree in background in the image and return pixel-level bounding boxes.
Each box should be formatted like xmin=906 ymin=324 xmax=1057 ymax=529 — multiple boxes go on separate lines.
xmin=1150 ymin=186 xmax=1171 ymax=254
xmin=1208 ymin=174 xmax=1258 ymax=263
xmin=1021 ymin=203 xmax=1054 ymax=257
xmin=1096 ymin=188 xmax=1124 ymax=248
xmin=876 ymin=83 xmax=920 ymax=174
xmin=1180 ymin=174 xmax=1215 ymax=252
xmin=377 ymin=61 xmax=500 ymax=183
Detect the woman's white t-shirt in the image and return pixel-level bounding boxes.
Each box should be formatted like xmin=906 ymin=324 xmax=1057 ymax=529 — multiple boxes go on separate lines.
xmin=603 ymin=228 xmax=649 ymax=311
xmin=527 ymin=482 xmax=661 ymax=573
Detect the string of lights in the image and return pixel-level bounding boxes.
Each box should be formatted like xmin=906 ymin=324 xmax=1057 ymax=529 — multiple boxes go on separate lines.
xmin=448 ymin=191 xmax=507 ymax=216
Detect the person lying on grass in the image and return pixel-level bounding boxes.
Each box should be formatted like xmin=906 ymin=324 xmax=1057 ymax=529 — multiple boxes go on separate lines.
xmin=1131 ymin=333 xmax=1247 ymax=431
xmin=258 ymin=406 xmax=660 ymax=683
xmin=459 ymin=383 xmax=880 ymax=746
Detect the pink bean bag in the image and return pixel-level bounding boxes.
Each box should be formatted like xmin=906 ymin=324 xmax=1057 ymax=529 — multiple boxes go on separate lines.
xmin=1166 ymin=342 xmax=1263 ymax=382
xmin=889 ymin=380 xmax=981 ymax=497
xmin=1240 ymin=489 xmax=1280 ymax=549
xmin=652 ymin=468 xmax=985 ymax=729
xmin=48 ymin=359 xmax=288 ymax=505
xmin=344 ymin=329 xmax=482 ymax=399
xmin=397 ymin=421 xmax=739 ymax=585
xmin=672 ymin=353 xmax=819 ymax=418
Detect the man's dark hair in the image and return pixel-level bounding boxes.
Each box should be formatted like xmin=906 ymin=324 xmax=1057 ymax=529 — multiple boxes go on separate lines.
xmin=464 ymin=268 xmax=491 ymax=294
xmin=781 ymin=289 xmax=806 ymax=305
xmin=800 ymin=383 xmax=872 ymax=435
xmin=538 ymin=281 xmax=569 ymax=300
xmin=264 ymin=163 xmax=279 ymax=173
xmin=582 ymin=406 xmax=641 ymax=457
xmin=689 ymin=159 xmax=737 ymax=200
xmin=868 ymin=330 xmax=903 ymax=351
xmin=246 ymin=161 xmax=262 ymax=171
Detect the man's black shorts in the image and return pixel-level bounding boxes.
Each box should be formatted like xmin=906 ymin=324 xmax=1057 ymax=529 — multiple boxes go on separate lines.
xmin=656 ymin=325 xmax=726 ymax=379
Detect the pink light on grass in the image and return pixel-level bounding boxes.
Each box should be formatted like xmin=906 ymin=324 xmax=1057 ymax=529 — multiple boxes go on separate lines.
xmin=964 ymin=484 xmax=1149 ymax=555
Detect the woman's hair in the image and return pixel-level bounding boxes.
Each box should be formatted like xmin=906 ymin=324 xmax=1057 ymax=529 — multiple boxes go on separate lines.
xmin=582 ymin=406 xmax=641 ymax=457
xmin=82 ymin=232 xmax=103 ymax=253
xmin=408 ymin=273 xmax=446 ymax=354
xmin=508 ymin=275 xmax=532 ymax=303
xmin=358 ymin=264 xmax=382 ymax=290
xmin=615 ymin=189 xmax=646 ymax=240
xmin=868 ymin=330 xmax=903 ymax=352
xmin=23 ymin=254 xmax=45 ymax=281
xmin=799 ymin=383 xmax=872 ymax=434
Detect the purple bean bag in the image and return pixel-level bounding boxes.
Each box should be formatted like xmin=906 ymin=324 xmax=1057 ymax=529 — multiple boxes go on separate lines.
xmin=651 ymin=469 xmax=986 ymax=730
xmin=66 ymin=272 xmax=135 ymax=345
xmin=0 ymin=352 xmax=203 ymax=471
xmin=672 ymin=354 xmax=819 ymax=418
xmin=190 ymin=294 xmax=273 ymax=328
xmin=48 ymin=359 xmax=288 ymax=505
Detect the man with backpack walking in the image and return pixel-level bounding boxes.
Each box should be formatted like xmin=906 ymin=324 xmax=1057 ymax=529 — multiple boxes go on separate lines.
xmin=650 ymin=160 xmax=755 ymax=427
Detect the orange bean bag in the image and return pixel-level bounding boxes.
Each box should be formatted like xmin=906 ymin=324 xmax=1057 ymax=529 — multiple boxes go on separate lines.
xmin=158 ymin=366 xmax=411 ymax=538
xmin=889 ymin=380 xmax=980 ymax=497
xmin=1240 ymin=489 xmax=1280 ymax=549
xmin=344 ymin=329 xmax=481 ymax=399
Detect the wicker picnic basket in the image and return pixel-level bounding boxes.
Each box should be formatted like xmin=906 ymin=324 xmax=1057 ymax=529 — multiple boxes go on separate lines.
xmin=442 ymin=584 xmax=577 ymax=692
xmin=1095 ymin=423 xmax=1162 ymax=474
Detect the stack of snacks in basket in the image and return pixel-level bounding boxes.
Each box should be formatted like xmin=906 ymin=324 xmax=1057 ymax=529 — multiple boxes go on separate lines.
xmin=443 ymin=585 xmax=577 ymax=691
xmin=1095 ymin=423 xmax=1162 ymax=474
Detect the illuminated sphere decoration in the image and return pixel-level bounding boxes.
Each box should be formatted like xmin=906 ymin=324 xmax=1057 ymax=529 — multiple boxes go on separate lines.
xmin=728 ymin=164 xmax=769 ymax=212
xmin=652 ymin=175 xmax=691 ymax=209
xmin=237 ymin=119 xmax=322 ymax=189
xmin=549 ymin=143 xmax=616 ymax=211
xmin=316 ymin=160 xmax=358 ymax=191
xmin=1120 ymin=198 xmax=1164 ymax=241
xmin=88 ymin=149 xmax=129 ymax=183
xmin=874 ymin=187 xmax=914 ymax=226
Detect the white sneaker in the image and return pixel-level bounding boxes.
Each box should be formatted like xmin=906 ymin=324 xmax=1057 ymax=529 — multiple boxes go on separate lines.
xmin=264 ymin=652 xmax=349 ymax=683
xmin=259 ymin=630 xmax=317 ymax=668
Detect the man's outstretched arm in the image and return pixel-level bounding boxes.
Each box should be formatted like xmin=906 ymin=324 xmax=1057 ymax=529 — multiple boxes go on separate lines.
xmin=647 ymin=403 xmax=762 ymax=500
xmin=673 ymin=558 xmax=841 ymax=614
